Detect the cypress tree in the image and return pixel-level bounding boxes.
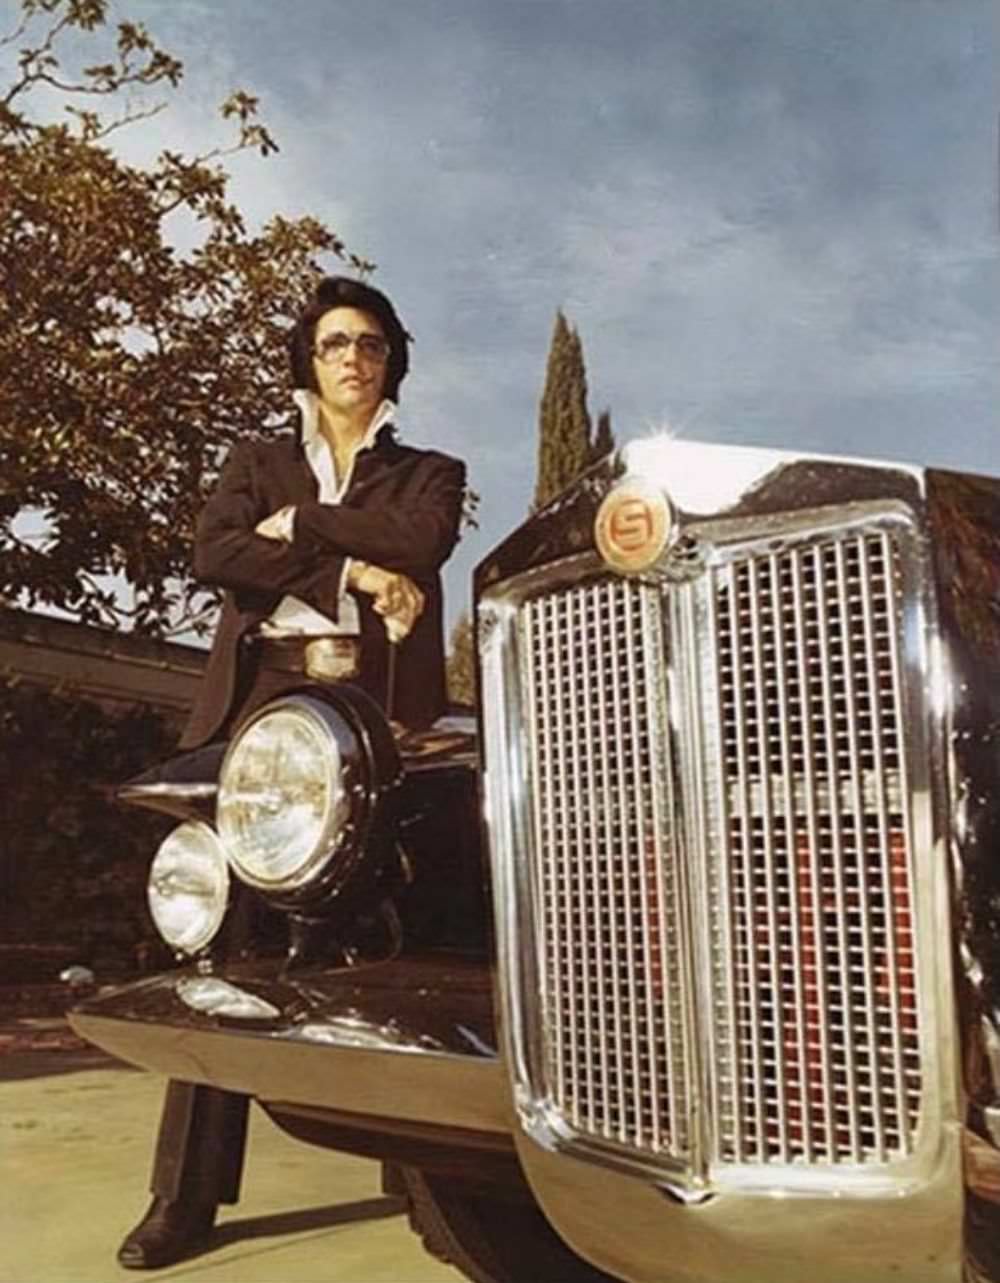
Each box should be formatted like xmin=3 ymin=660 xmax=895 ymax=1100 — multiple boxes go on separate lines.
xmin=590 ymin=408 xmax=616 ymax=464
xmin=533 ymin=310 xmax=593 ymax=510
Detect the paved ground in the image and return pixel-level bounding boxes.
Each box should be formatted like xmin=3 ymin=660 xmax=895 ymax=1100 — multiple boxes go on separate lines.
xmin=1 ymin=1017 xmax=461 ymax=1283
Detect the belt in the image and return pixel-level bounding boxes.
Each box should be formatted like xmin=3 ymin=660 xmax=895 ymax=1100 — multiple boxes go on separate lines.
xmin=253 ymin=635 xmax=361 ymax=682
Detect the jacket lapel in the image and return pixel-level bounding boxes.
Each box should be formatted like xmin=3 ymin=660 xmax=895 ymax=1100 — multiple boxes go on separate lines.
xmin=268 ymin=436 xmax=319 ymax=502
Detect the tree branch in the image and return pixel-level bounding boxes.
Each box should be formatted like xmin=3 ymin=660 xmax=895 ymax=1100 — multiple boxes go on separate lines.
xmin=2 ymin=4 xmax=181 ymax=125
xmin=2 ymin=5 xmax=77 ymax=108
xmin=0 ymin=8 xmax=33 ymax=50
xmin=65 ymin=98 xmax=165 ymax=140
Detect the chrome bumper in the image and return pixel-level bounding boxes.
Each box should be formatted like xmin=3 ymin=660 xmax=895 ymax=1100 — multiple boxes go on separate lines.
xmin=516 ymin=1134 xmax=965 ymax=1283
xmin=68 ymin=958 xmax=512 ymax=1139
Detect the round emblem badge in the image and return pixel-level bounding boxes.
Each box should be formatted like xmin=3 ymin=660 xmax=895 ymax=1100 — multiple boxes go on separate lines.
xmin=594 ymin=479 xmax=672 ymax=573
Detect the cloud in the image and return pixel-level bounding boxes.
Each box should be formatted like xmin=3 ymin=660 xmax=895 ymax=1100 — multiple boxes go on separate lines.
xmin=4 ymin=0 xmax=995 ymax=627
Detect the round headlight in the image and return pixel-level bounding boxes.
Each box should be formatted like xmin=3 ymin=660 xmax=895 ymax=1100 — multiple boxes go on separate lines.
xmin=217 ymin=697 xmax=361 ymax=892
xmin=147 ymin=821 xmax=230 ymax=956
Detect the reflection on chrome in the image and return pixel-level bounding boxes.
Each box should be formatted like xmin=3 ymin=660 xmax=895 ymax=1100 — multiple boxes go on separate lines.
xmin=126 ymin=782 xmax=217 ymax=798
xmin=175 ymin=976 xmax=281 ymax=1021
xmin=294 ymin=1010 xmax=445 ymax=1054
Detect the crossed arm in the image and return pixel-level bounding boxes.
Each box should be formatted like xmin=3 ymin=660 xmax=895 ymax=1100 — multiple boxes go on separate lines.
xmin=193 ymin=441 xmax=465 ymax=641
xmin=253 ymin=508 xmax=426 ymax=641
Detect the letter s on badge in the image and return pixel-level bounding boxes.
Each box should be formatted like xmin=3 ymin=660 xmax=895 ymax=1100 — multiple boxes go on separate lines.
xmin=594 ymin=480 xmax=672 ymax=573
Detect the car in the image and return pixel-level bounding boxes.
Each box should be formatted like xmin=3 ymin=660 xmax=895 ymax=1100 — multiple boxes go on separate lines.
xmin=71 ymin=434 xmax=1000 ymax=1283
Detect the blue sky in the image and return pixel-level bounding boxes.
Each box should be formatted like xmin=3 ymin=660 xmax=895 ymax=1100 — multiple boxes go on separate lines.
xmin=9 ymin=0 xmax=998 ymax=632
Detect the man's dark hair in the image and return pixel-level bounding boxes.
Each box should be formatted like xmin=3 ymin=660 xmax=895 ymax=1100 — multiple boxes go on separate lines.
xmin=288 ymin=276 xmax=410 ymax=399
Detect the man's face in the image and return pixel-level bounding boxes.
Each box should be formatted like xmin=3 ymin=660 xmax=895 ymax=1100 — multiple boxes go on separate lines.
xmin=312 ymin=306 xmax=389 ymax=420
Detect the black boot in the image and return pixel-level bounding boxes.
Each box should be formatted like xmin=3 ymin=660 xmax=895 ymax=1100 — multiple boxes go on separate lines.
xmin=116 ymin=1195 xmax=217 ymax=1269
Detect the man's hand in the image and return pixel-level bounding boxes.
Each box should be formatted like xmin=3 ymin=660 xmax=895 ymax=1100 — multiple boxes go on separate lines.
xmin=255 ymin=507 xmax=294 ymax=542
xmin=348 ymin=560 xmax=425 ymax=643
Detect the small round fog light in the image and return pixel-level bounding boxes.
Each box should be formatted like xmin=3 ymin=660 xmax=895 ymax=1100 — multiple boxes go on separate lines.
xmin=147 ymin=821 xmax=230 ymax=956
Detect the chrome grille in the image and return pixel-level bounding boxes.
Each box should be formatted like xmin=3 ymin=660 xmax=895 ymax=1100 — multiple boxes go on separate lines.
xmin=520 ymin=579 xmax=694 ymax=1159
xmin=707 ymin=531 xmax=920 ymax=1165
xmin=509 ymin=521 xmax=922 ymax=1179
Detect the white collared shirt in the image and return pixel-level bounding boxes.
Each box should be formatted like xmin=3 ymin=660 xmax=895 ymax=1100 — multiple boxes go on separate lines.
xmin=258 ymin=393 xmax=397 ymax=638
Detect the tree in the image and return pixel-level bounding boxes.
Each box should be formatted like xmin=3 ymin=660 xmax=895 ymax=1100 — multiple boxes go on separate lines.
xmin=0 ymin=0 xmax=373 ymax=636
xmin=590 ymin=407 xmax=615 ymax=465
xmin=533 ymin=310 xmax=593 ymax=510
xmin=533 ymin=310 xmax=615 ymax=510
xmin=445 ymin=609 xmax=475 ymax=707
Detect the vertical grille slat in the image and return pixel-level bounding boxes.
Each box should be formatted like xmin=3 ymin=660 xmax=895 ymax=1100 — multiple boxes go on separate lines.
xmin=582 ymin=585 xmax=611 ymax=1136
xmin=835 ymin=538 xmax=887 ymax=1159
xmin=788 ymin=547 xmax=837 ymax=1157
xmin=703 ymin=577 xmax=745 ymax=1161
xmin=567 ymin=589 xmax=594 ymax=1130
xmin=511 ymin=518 xmax=923 ymax=1179
xmin=726 ymin=564 xmax=768 ymax=1162
xmin=597 ymin=581 xmax=628 ymax=1136
xmin=820 ymin=543 xmax=864 ymax=1162
xmin=608 ymin=579 xmax=635 ymax=1138
xmin=771 ymin=551 xmax=814 ymax=1160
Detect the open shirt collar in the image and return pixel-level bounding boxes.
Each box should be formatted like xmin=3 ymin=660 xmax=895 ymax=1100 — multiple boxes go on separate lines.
xmin=292 ymin=390 xmax=397 ymax=452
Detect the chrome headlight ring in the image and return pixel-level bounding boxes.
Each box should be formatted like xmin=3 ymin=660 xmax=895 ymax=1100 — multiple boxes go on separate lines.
xmin=216 ymin=686 xmax=401 ymax=910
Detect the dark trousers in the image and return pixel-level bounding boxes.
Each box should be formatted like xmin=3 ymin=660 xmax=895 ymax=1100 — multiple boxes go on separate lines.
xmin=150 ymin=1082 xmax=249 ymax=1205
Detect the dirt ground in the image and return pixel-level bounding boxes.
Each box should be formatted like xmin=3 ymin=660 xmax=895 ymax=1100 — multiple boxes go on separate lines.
xmin=1 ymin=1016 xmax=460 ymax=1283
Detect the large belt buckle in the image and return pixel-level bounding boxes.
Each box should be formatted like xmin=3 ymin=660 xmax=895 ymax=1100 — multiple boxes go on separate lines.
xmin=304 ymin=636 xmax=360 ymax=683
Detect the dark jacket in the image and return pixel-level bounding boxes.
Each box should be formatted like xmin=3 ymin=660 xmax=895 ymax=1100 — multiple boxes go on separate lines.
xmin=179 ymin=425 xmax=466 ymax=749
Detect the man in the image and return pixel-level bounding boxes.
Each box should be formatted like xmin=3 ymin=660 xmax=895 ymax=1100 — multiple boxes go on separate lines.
xmin=117 ymin=276 xmax=466 ymax=1269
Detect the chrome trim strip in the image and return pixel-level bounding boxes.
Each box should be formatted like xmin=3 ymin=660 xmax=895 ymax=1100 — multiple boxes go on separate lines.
xmin=121 ymin=782 xmax=217 ymax=800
